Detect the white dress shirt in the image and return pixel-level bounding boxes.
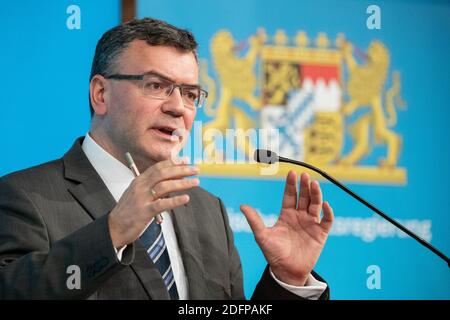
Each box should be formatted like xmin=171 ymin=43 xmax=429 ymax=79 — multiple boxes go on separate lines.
xmin=81 ymin=132 xmax=327 ymax=299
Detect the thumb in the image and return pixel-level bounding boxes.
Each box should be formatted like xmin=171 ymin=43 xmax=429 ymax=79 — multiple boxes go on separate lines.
xmin=240 ymin=204 xmax=265 ymax=235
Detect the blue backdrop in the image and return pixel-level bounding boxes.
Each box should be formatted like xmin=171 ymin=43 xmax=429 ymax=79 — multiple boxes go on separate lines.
xmin=1 ymin=0 xmax=449 ymax=299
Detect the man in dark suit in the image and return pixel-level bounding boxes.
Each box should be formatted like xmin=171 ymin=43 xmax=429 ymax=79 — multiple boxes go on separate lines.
xmin=0 ymin=18 xmax=334 ymax=299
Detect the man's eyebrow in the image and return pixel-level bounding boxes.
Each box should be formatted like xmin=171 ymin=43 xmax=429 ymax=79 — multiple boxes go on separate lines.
xmin=143 ymin=70 xmax=200 ymax=87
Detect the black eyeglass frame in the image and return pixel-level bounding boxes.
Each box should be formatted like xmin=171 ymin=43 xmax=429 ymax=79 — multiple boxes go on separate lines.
xmin=103 ymin=71 xmax=208 ymax=108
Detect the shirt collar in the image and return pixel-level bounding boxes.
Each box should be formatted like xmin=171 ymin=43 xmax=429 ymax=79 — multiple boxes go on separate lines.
xmin=81 ymin=132 xmax=135 ymax=202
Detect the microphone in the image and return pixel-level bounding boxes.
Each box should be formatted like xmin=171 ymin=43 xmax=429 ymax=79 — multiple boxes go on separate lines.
xmin=255 ymin=149 xmax=450 ymax=267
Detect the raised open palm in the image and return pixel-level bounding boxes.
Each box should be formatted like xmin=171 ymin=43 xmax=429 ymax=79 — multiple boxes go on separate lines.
xmin=240 ymin=170 xmax=334 ymax=286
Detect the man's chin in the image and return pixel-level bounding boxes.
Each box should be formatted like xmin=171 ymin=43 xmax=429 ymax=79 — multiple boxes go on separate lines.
xmin=146 ymin=146 xmax=182 ymax=163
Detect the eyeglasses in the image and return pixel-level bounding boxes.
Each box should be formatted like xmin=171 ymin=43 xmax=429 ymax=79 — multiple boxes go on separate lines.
xmin=104 ymin=72 xmax=208 ymax=109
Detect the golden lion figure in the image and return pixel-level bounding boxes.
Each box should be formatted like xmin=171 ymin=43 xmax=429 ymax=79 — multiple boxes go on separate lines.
xmin=340 ymin=40 xmax=405 ymax=167
xmin=200 ymin=30 xmax=264 ymax=161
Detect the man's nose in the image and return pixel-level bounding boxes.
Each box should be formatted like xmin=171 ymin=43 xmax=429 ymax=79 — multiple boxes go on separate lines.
xmin=161 ymin=87 xmax=185 ymax=117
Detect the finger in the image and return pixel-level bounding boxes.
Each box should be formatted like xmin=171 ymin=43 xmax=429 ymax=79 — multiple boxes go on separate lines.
xmin=297 ymin=172 xmax=311 ymax=211
xmin=308 ymin=180 xmax=323 ymax=218
xmin=141 ymin=162 xmax=199 ymax=187
xmin=153 ymin=178 xmax=200 ymax=199
xmin=148 ymin=194 xmax=190 ymax=216
xmin=281 ymin=170 xmax=298 ymax=210
xmin=240 ymin=204 xmax=265 ymax=236
xmin=320 ymin=201 xmax=334 ymax=232
xmin=141 ymin=156 xmax=192 ymax=179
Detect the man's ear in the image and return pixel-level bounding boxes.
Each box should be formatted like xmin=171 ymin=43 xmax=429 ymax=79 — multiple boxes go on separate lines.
xmin=90 ymin=75 xmax=109 ymax=116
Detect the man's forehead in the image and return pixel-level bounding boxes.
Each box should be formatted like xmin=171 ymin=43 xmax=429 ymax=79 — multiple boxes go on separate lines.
xmin=118 ymin=40 xmax=198 ymax=80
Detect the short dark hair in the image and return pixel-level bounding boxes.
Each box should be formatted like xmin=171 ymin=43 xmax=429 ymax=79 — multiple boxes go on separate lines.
xmin=89 ymin=17 xmax=198 ymax=116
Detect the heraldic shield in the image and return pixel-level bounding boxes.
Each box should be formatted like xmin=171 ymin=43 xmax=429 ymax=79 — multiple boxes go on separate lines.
xmin=199 ymin=29 xmax=406 ymax=184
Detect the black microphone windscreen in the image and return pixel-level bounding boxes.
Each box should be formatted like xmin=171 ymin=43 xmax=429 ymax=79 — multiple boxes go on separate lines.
xmin=254 ymin=149 xmax=279 ymax=164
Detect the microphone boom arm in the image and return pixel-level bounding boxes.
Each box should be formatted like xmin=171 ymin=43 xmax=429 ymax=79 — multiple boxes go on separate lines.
xmin=256 ymin=149 xmax=450 ymax=267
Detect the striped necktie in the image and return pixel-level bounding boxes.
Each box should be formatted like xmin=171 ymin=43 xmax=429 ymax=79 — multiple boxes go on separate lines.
xmin=139 ymin=218 xmax=179 ymax=300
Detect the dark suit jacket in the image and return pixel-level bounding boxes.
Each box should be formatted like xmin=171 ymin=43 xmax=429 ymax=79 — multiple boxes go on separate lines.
xmin=0 ymin=138 xmax=329 ymax=300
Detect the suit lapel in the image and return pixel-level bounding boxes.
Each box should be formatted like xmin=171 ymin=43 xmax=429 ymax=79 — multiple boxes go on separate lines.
xmin=67 ymin=179 xmax=116 ymax=220
xmin=64 ymin=138 xmax=117 ymax=221
xmin=171 ymin=194 xmax=208 ymax=299
xmin=62 ymin=137 xmax=168 ymax=300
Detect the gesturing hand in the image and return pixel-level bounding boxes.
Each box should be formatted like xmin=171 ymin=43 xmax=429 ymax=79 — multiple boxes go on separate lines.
xmin=240 ymin=170 xmax=334 ymax=286
xmin=108 ymin=157 xmax=199 ymax=249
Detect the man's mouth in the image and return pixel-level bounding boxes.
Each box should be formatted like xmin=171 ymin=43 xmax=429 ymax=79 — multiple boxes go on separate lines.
xmin=157 ymin=127 xmax=175 ymax=135
xmin=151 ymin=126 xmax=183 ymax=141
